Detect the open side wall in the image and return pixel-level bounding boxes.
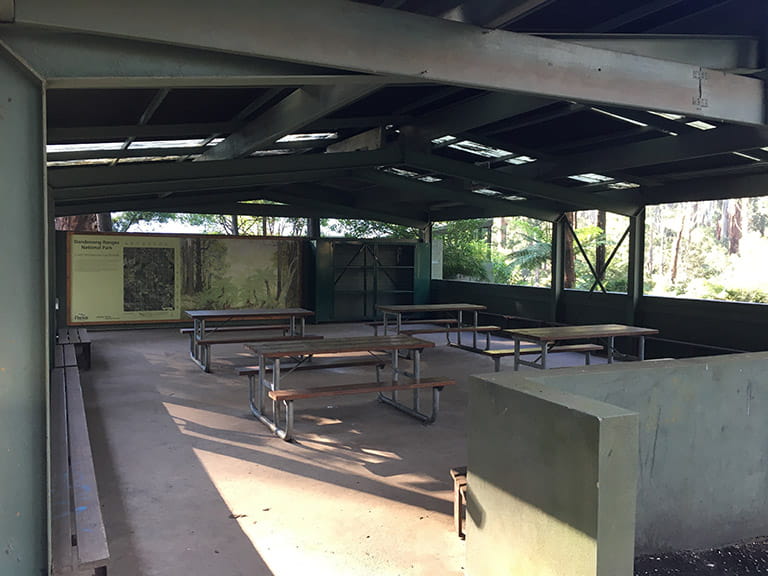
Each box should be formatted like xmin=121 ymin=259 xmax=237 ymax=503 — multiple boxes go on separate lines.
xmin=431 ymin=280 xmax=768 ymax=356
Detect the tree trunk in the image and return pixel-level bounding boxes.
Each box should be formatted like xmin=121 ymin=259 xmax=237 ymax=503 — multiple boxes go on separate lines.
xmin=564 ymin=212 xmax=575 ymax=289
xmin=96 ymin=213 xmax=113 ymax=232
xmin=55 ymin=214 xmax=98 ymax=231
xmin=728 ymin=199 xmax=742 ymax=254
xmin=671 ymin=212 xmax=686 ymax=284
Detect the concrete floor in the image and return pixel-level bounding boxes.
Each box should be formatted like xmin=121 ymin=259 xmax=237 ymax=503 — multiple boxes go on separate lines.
xmin=81 ymin=323 xmax=607 ymax=576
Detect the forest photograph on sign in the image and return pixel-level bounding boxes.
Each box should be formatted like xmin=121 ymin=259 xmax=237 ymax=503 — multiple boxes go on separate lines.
xmin=179 ymin=236 xmax=301 ymax=310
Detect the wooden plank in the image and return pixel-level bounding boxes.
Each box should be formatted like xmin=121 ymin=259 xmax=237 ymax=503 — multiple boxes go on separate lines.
xmin=236 ymin=355 xmax=389 ymax=376
xmin=75 ymin=328 xmax=91 ymax=344
xmin=185 ymin=308 xmax=314 ymax=321
xmin=376 ymin=303 xmax=486 ymax=313
xmin=400 ymin=325 xmax=500 ymax=335
xmin=480 ymin=344 xmax=604 ymax=357
xmin=50 ymin=368 xmax=73 ymax=576
xmin=63 ymin=344 xmax=78 ymax=368
xmin=64 ymin=366 xmax=109 ymax=570
xmin=57 ymin=327 xmax=73 ymax=344
xmin=504 ymin=323 xmax=659 ymax=342
xmin=247 ymin=335 xmax=435 ymax=358
xmin=180 ymin=324 xmax=288 ymax=334
xmin=53 ymin=344 xmax=66 ymax=369
xmin=54 ymin=344 xmax=78 ymax=368
xmin=199 ymin=334 xmax=323 ymax=345
xmin=269 ymin=376 xmax=456 ymax=401
xmin=367 ymin=319 xmax=458 ymax=327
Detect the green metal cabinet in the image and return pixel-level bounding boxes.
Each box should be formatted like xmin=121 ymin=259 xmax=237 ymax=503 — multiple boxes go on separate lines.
xmin=314 ymin=239 xmax=430 ymax=322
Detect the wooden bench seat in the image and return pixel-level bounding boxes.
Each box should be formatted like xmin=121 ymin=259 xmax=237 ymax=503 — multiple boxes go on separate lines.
xmin=269 ymin=376 xmax=454 ymax=401
xmin=265 ymin=377 xmax=455 ymax=441
xmin=57 ymin=327 xmax=92 ymax=370
xmin=197 ymin=333 xmax=323 ymax=345
xmin=400 ymin=325 xmax=500 ymax=350
xmin=479 ymin=343 xmax=604 ymax=371
xmin=192 ymin=333 xmax=323 ymax=372
xmin=367 ymin=318 xmax=457 ymax=336
xmin=399 ymin=325 xmax=500 ymax=336
xmin=50 ymin=366 xmax=109 ymax=576
xmin=179 ymin=324 xmax=289 ymax=335
xmin=54 ymin=343 xmax=79 ymax=369
xmin=236 ymin=355 xmax=389 ymax=379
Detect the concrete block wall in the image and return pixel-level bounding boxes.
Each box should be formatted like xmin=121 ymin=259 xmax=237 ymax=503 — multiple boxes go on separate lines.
xmin=523 ymin=352 xmax=768 ymax=553
xmin=467 ymin=375 xmax=638 ymax=576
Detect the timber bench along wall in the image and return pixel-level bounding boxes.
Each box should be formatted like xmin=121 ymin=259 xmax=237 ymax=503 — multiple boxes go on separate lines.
xmin=57 ymin=327 xmax=92 ymax=370
xmin=50 ymin=344 xmax=109 ymax=575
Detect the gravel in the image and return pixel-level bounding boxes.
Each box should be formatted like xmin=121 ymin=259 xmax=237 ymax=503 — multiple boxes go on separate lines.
xmin=635 ymin=537 xmax=768 ymax=575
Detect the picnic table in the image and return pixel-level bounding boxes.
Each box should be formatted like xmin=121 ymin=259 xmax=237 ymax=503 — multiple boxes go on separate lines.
xmin=503 ymin=323 xmax=660 ymax=370
xmin=375 ymin=303 xmax=499 ymax=350
xmin=245 ymin=335 xmax=455 ymax=441
xmin=184 ymin=308 xmax=316 ymax=372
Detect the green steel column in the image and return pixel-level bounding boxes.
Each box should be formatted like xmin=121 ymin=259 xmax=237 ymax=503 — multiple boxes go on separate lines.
xmin=0 ymin=45 xmax=48 ymax=575
xmin=627 ymin=209 xmax=645 ymax=326
xmin=551 ymin=216 xmax=566 ymax=322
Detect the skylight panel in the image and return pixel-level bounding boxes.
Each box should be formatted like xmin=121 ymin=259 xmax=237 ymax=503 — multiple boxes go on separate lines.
xmin=568 ymin=173 xmax=614 ymax=184
xmin=207 ymin=137 xmax=226 ymax=146
xmin=473 ymin=188 xmax=503 ymax=196
xmin=129 ymin=139 xmax=206 ymax=149
xmin=380 ymin=167 xmax=441 ymax=183
xmin=46 ymin=142 xmax=124 ymax=153
xmin=276 ymin=132 xmax=338 ymax=142
xmin=504 ymin=155 xmax=536 ymax=165
xmin=384 ymin=167 xmax=421 ymax=178
xmin=431 ymin=135 xmax=457 ymax=145
xmin=733 ymin=152 xmax=762 ymax=162
xmin=448 ymin=140 xmax=513 ymax=159
xmin=590 ymin=108 xmax=648 ymax=127
xmin=118 ymin=155 xmax=185 ymax=163
xmin=47 ymin=158 xmax=114 ymax=167
xmin=251 ymin=149 xmax=295 ymax=156
xmin=648 ymin=111 xmax=684 ymax=121
xmin=503 ymin=195 xmax=525 ymax=201
xmin=686 ymin=120 xmax=716 ymax=131
xmin=608 ymin=181 xmax=640 ymax=190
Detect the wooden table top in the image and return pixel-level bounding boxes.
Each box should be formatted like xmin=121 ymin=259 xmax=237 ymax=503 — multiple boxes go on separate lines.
xmin=504 ymin=323 xmax=659 ymax=342
xmin=246 ymin=335 xmax=435 ymax=358
xmin=185 ymin=308 xmax=314 ymax=320
xmin=376 ymin=303 xmax=486 ymax=313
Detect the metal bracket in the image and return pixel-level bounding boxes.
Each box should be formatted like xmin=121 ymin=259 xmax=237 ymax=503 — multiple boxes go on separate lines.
xmin=693 ymin=69 xmax=709 ymax=80
xmin=692 ymin=96 xmax=710 ymax=108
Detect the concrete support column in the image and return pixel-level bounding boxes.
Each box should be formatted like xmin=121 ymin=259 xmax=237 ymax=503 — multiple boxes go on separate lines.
xmin=0 ymin=44 xmax=48 ymax=575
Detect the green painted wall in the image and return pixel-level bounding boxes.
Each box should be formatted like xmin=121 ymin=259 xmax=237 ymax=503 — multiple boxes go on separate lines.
xmin=534 ymin=352 xmax=768 ymax=552
xmin=0 ymin=48 xmax=48 ymax=574
xmin=467 ymin=374 xmax=638 ymax=576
